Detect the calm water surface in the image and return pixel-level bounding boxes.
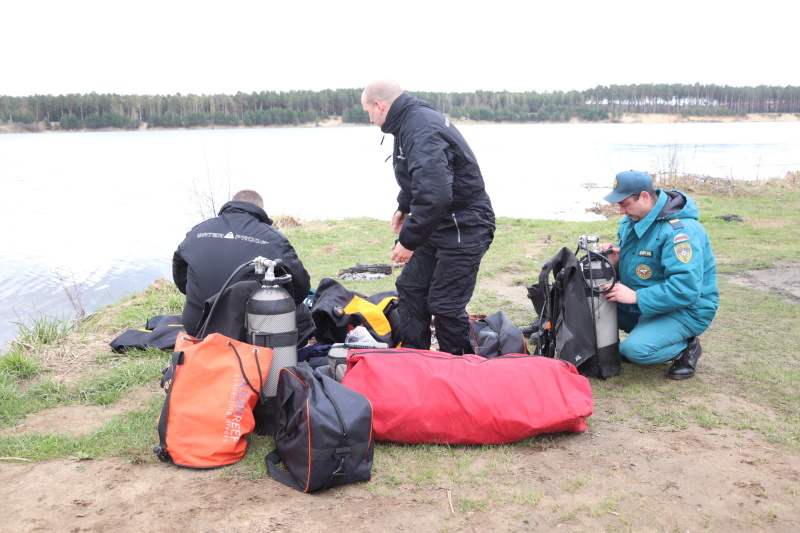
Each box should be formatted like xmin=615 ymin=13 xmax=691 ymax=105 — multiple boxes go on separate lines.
xmin=2 ymin=121 xmax=799 ymax=347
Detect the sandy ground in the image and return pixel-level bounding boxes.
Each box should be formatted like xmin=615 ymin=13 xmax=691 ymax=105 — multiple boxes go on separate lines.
xmin=2 ymin=419 xmax=797 ymax=533
xmin=2 ymin=266 xmax=799 ymax=532
xmin=613 ymin=112 xmax=799 ymax=124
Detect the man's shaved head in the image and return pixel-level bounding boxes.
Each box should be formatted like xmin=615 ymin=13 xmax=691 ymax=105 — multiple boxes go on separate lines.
xmin=361 ymin=80 xmax=404 ymax=128
xmin=362 ymin=80 xmax=404 ymax=108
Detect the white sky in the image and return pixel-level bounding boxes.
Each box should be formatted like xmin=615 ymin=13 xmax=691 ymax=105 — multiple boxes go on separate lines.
xmin=2 ymin=1 xmax=796 ymax=97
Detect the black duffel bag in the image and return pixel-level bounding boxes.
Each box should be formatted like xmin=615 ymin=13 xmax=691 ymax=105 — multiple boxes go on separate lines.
xmin=265 ymin=365 xmax=374 ymax=493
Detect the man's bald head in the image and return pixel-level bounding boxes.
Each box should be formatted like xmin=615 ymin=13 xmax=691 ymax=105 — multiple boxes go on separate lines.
xmin=361 ymin=80 xmax=404 ymax=128
xmin=362 ymin=80 xmax=403 ymax=107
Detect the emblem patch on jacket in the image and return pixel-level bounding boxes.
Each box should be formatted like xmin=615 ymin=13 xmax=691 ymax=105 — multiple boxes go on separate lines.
xmin=636 ymin=264 xmax=653 ymax=279
xmin=673 ymin=233 xmax=690 ymax=244
xmin=674 ymin=243 xmax=692 ymax=263
xmin=638 ymin=250 xmax=653 ymax=257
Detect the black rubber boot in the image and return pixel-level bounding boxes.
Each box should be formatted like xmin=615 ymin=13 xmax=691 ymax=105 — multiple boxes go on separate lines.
xmin=667 ymin=336 xmax=702 ymax=380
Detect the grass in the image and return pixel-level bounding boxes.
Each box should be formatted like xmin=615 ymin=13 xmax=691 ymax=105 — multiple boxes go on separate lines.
xmin=1 ymin=174 xmax=799 ymax=529
xmin=0 ymin=350 xmax=41 ymax=378
xmin=10 ymin=314 xmax=75 ymax=349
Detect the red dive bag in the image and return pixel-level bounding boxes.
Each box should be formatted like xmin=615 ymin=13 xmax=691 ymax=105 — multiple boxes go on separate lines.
xmin=153 ymin=333 xmax=272 ymax=468
xmin=342 ymin=348 xmax=594 ymax=445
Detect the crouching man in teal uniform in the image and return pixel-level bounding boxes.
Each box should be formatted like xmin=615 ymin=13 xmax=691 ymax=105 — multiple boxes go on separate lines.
xmin=599 ymin=170 xmax=719 ymax=380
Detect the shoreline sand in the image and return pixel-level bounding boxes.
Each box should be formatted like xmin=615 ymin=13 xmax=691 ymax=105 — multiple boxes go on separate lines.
xmin=311 ymin=112 xmax=800 ymax=128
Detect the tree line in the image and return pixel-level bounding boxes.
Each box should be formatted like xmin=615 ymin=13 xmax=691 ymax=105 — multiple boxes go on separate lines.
xmin=2 ymin=84 xmax=798 ymax=131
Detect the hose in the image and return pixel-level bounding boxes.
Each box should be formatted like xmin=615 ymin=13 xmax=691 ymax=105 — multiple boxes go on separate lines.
xmin=198 ymin=261 xmax=254 ymax=335
xmin=577 ymin=247 xmax=618 ymax=337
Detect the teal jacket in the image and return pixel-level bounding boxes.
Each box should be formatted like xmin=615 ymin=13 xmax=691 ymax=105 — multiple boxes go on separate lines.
xmin=616 ymin=189 xmax=719 ymax=335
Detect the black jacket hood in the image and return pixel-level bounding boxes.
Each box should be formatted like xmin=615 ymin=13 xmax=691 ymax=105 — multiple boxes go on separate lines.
xmin=381 ymin=92 xmax=432 ymax=135
xmin=218 ymin=200 xmax=273 ymax=226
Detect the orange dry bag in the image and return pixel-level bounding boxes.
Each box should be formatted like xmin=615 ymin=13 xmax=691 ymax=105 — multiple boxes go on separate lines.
xmin=153 ymin=333 xmax=272 ymax=468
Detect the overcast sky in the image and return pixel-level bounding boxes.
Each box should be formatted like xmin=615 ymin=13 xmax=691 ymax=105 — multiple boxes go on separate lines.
xmin=3 ymin=1 xmax=796 ymax=97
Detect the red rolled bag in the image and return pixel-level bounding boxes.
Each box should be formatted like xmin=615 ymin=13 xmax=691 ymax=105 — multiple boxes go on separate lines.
xmin=341 ymin=348 xmax=594 ymax=445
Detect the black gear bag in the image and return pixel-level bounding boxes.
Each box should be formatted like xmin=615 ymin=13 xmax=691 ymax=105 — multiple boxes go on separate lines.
xmin=265 ymin=365 xmax=374 ymax=493
xmin=526 ymin=247 xmax=620 ymax=379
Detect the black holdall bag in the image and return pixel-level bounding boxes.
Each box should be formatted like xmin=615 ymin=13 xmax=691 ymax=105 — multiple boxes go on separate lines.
xmin=265 ymin=365 xmax=374 ymax=493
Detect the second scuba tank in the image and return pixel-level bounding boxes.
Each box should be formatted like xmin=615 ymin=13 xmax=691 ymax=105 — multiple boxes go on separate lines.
xmin=578 ymin=236 xmax=621 ymax=379
xmin=245 ymin=258 xmax=298 ymax=398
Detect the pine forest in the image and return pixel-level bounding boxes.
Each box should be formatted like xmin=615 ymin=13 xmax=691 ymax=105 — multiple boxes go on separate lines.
xmin=2 ymin=84 xmax=798 ymax=131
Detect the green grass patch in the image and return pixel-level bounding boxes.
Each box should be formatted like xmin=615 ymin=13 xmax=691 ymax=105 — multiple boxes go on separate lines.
xmin=74 ymin=356 xmax=169 ymax=405
xmin=10 ymin=314 xmax=75 ymax=349
xmin=1 ymin=175 xmax=799 ymax=476
xmin=0 ymin=396 xmax=164 ymax=462
xmin=0 ymin=350 xmax=42 ymax=378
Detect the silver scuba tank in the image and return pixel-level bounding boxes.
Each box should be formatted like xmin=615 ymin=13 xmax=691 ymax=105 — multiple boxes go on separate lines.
xmin=578 ymin=236 xmax=621 ymax=377
xmin=245 ymin=257 xmax=298 ymax=398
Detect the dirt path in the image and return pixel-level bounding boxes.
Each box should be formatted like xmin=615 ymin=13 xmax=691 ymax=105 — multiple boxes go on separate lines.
xmin=2 ymin=401 xmax=798 ymax=532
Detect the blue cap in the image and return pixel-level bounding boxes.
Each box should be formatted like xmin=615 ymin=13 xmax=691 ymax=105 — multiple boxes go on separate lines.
xmin=603 ymin=170 xmax=654 ymax=203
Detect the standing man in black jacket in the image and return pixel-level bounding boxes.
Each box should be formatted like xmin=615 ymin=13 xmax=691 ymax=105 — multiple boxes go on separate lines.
xmin=361 ymin=80 xmax=495 ymax=354
xmin=172 ymin=189 xmax=311 ymax=336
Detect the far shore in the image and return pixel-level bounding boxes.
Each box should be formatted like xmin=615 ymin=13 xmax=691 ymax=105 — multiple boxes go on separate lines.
xmin=1 ymin=112 xmax=798 ymax=134
xmin=454 ymin=112 xmax=800 ymax=126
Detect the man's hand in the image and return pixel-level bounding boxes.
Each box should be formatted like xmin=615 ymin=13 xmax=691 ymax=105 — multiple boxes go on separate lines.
xmin=391 ymin=241 xmax=413 ymax=263
xmin=390 ymin=210 xmax=408 ymax=234
xmin=602 ymin=281 xmax=637 ymax=304
xmin=598 ymin=243 xmax=621 ymax=267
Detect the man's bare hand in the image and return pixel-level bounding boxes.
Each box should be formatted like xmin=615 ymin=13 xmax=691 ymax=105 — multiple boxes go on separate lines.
xmin=602 ymin=281 xmax=637 ymax=304
xmin=598 ymin=243 xmax=621 ymax=267
xmin=391 ymin=241 xmax=413 ymax=263
xmin=390 ymin=210 xmax=408 ymax=234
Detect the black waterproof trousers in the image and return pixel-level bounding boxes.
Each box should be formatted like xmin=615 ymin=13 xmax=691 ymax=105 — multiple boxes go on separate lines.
xmin=396 ymin=241 xmax=490 ymax=354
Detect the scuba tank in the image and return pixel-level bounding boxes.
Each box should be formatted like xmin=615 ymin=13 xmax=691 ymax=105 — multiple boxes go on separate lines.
xmin=245 ymin=257 xmax=298 ymax=398
xmin=577 ymin=236 xmax=621 ymax=379
xmin=193 ymin=256 xmax=298 ymax=435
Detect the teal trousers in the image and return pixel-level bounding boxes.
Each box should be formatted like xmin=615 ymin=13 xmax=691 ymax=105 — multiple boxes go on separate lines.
xmin=618 ymin=309 xmax=693 ymax=364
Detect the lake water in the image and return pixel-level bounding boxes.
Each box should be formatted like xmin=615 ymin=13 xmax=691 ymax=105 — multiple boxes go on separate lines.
xmin=2 ymin=121 xmax=799 ymax=347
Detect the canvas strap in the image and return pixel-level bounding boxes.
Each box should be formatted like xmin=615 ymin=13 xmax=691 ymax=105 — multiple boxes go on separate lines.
xmin=250 ymin=330 xmax=297 ymax=349
xmin=265 ymin=450 xmax=304 ymax=491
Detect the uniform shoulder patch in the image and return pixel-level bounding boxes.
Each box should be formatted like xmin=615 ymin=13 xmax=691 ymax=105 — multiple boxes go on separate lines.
xmin=674 ymin=243 xmax=692 ymax=263
xmin=673 ymin=233 xmax=690 ymax=243
xmin=669 ymin=219 xmax=684 ymax=230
